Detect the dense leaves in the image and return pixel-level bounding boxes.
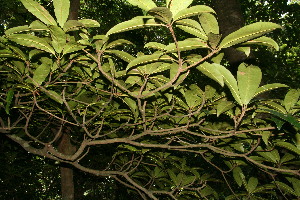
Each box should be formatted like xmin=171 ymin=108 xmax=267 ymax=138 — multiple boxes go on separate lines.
xmin=0 ymin=0 xmax=299 ymax=199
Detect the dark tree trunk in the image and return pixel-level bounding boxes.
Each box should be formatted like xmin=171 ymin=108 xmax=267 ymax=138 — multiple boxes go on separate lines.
xmin=58 ymin=2 xmax=81 ymax=199
xmin=69 ymin=0 xmax=81 ymax=20
xmin=212 ymin=0 xmax=252 ymax=69
xmin=58 ymin=133 xmax=76 ymax=200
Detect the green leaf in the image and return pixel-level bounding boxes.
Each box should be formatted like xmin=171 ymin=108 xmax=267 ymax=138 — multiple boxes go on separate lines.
xmin=184 ymin=89 xmax=202 ymax=108
xmin=247 ymin=177 xmax=258 ymax=193
xmin=137 ymin=62 xmax=170 ymax=75
xmin=275 ymin=142 xmax=300 ymax=155
xmin=8 ymin=34 xmax=55 ymax=55
xmin=78 ymin=19 xmax=100 ymax=27
xmin=175 ymin=19 xmax=207 ymax=40
xmin=233 ymin=167 xmax=245 ymax=187
xmin=144 ymin=42 xmax=166 ymax=50
xmin=253 ymin=83 xmax=288 ymax=98
xmin=20 ymin=0 xmax=57 ymax=26
xmin=219 ymin=22 xmax=282 ymax=49
xmin=165 ymin=38 xmax=208 ymax=53
xmin=216 ymin=65 xmax=242 ymax=105
xmin=46 ymin=90 xmax=63 ymax=104
xmin=216 ymin=100 xmax=234 ymax=117
xmin=63 ymin=42 xmax=85 ymax=55
xmin=196 ymin=62 xmax=224 ymax=86
xmin=106 ymin=50 xmax=135 ymax=63
xmin=283 ymin=89 xmax=300 ymax=113
xmin=106 ymin=39 xmax=133 ymax=49
xmin=257 ymin=149 xmax=280 ymax=163
xmin=53 ymin=0 xmax=70 ymax=27
xmin=242 ymin=36 xmax=279 ymax=51
xmin=127 ymin=53 xmax=172 ymax=70
xmin=106 ymin=16 xmax=162 ymax=36
xmin=167 ymin=0 xmax=193 ymax=17
xmin=126 ymin=0 xmax=156 ymax=11
xmin=262 ymin=131 xmax=271 ymax=146
xmin=286 ymin=177 xmax=300 ymax=197
xmin=236 ymin=47 xmax=251 ymax=57
xmin=173 ymin=5 xmax=215 ymax=21
xmin=147 ymin=7 xmax=172 ymax=24
xmin=5 ymin=89 xmax=14 ymax=115
xmin=167 ymin=169 xmax=179 ymax=186
xmin=263 ymin=109 xmax=300 ymax=129
xmin=32 ymin=63 xmax=51 ymax=85
xmin=123 ymin=97 xmax=138 ymax=120
xmin=5 ymin=25 xmax=30 ymax=35
xmin=63 ymin=20 xmax=84 ymax=32
xmin=49 ymin=26 xmax=66 ymax=53
xmin=274 ymin=181 xmax=296 ymax=195
xmin=199 ymin=13 xmax=219 ymax=35
xmin=237 ymin=64 xmax=262 ymax=105
xmin=29 ymin=20 xmax=49 ymax=31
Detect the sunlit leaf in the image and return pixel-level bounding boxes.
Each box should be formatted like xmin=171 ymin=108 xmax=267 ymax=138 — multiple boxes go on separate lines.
xmin=219 ymin=22 xmax=282 ymax=49
xmin=173 ymin=5 xmax=215 ymax=21
xmin=167 ymin=0 xmax=193 ymax=17
xmin=126 ymin=0 xmax=156 ymax=11
xmin=20 ymin=0 xmax=57 ymax=26
xmin=53 ymin=0 xmax=70 ymax=27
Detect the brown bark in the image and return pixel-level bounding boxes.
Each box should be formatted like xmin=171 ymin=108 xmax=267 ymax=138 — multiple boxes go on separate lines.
xmin=57 ymin=1 xmax=81 ymax=199
xmin=58 ymin=133 xmax=76 ymax=200
xmin=212 ymin=0 xmax=250 ymax=68
xmin=68 ymin=0 xmax=81 ymax=20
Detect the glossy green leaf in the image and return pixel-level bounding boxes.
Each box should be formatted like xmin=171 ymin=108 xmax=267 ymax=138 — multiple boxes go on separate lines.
xmin=173 ymin=5 xmax=215 ymax=21
xmin=8 ymin=34 xmax=55 ymax=55
xmin=0 ymin=50 xmax=23 ymax=60
xmin=126 ymin=0 xmax=156 ymax=11
xmin=176 ymin=19 xmax=207 ymax=40
xmin=106 ymin=16 xmax=162 ymax=36
xmin=262 ymin=131 xmax=271 ymax=146
xmin=5 ymin=25 xmax=30 ymax=35
xmin=247 ymin=177 xmax=258 ymax=193
xmin=63 ymin=20 xmax=84 ymax=32
xmin=53 ymin=0 xmax=70 ymax=27
xmin=197 ymin=62 xmax=224 ymax=86
xmin=106 ymin=50 xmax=135 ymax=63
xmin=20 ymin=0 xmax=57 ymax=26
xmin=219 ymin=22 xmax=282 ymax=49
xmin=32 ymin=63 xmax=51 ymax=85
xmin=29 ymin=20 xmax=49 ymax=31
xmin=242 ymin=36 xmax=279 ymax=51
xmin=199 ymin=13 xmax=219 ymax=35
xmin=253 ymin=83 xmax=288 ymax=98
xmin=274 ymin=181 xmax=296 ymax=196
xmin=236 ymin=47 xmax=251 ymax=57
xmin=233 ymin=167 xmax=245 ymax=187
xmin=147 ymin=7 xmax=172 ymax=24
xmin=127 ymin=53 xmax=172 ymax=70
xmin=184 ymin=89 xmax=202 ymax=108
xmin=137 ymin=62 xmax=170 ymax=75
xmin=216 ymin=100 xmax=234 ymax=116
xmin=237 ymin=64 xmax=262 ymax=105
xmin=275 ymin=142 xmax=300 ymax=155
xmin=257 ymin=149 xmax=280 ymax=163
xmin=286 ymin=177 xmax=300 ymax=197
xmin=144 ymin=42 xmax=166 ymax=50
xmin=167 ymin=0 xmax=193 ymax=17
xmin=63 ymin=42 xmax=85 ymax=55
xmin=106 ymin=39 xmax=133 ymax=49
xmin=263 ymin=109 xmax=300 ymax=129
xmin=165 ymin=38 xmax=208 ymax=53
xmin=283 ymin=89 xmax=300 ymax=112
xmin=49 ymin=26 xmax=66 ymax=53
xmin=123 ymin=97 xmax=138 ymax=120
xmin=216 ymin=64 xmax=242 ymax=105
xmin=78 ymin=19 xmax=100 ymax=27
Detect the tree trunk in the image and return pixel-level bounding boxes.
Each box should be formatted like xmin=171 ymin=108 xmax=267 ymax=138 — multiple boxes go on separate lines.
xmin=69 ymin=0 xmax=81 ymax=21
xmin=58 ymin=133 xmax=76 ymax=200
xmin=58 ymin=2 xmax=81 ymax=199
xmin=212 ymin=0 xmax=251 ymax=69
